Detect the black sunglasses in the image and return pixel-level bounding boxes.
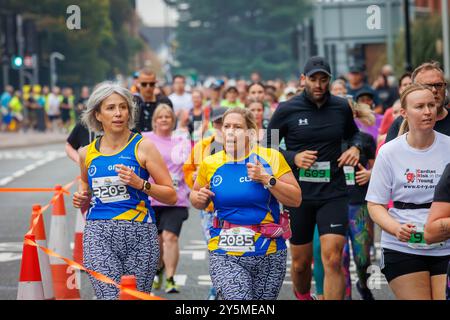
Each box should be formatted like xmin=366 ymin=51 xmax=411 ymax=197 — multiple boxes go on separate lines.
xmin=140 ymin=82 xmax=156 ymax=88
xmin=423 ymin=82 xmax=446 ymax=90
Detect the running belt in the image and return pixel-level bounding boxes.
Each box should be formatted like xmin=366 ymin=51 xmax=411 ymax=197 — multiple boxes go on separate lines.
xmin=393 ymin=201 xmax=432 ymax=210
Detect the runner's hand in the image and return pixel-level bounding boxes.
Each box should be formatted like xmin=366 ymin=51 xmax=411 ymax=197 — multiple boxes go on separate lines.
xmin=294 ymin=150 xmax=318 ymax=169
xmin=246 ymin=157 xmax=270 ymax=184
xmin=395 ymin=223 xmax=415 ymax=242
xmin=73 ymin=191 xmax=90 ymax=208
xmin=196 ymin=184 xmax=215 ymax=207
xmin=355 ymin=163 xmax=371 ymax=186
xmin=116 ymin=164 xmax=141 ymax=189
xmin=337 ymin=146 xmax=360 ymax=167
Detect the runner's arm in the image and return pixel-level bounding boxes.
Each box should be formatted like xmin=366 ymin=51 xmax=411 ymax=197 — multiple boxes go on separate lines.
xmin=424 ymin=202 xmax=450 ymax=244
xmin=137 ymin=138 xmax=177 ymax=205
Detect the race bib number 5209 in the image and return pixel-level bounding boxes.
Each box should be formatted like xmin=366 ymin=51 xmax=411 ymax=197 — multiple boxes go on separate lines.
xmin=92 ymin=176 xmax=130 ymax=204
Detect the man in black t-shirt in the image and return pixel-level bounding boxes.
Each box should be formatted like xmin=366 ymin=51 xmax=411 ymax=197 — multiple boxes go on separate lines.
xmin=385 ymin=61 xmax=450 ymax=142
xmin=266 ymin=56 xmax=363 ymax=300
xmin=425 ymin=163 xmax=450 ymax=300
xmin=134 ymin=68 xmax=173 ymax=133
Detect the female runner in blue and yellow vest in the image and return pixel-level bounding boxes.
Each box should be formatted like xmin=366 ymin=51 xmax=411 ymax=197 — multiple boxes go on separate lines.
xmin=190 ymin=107 xmax=302 ymax=300
xmin=72 ymin=82 xmax=177 ymax=300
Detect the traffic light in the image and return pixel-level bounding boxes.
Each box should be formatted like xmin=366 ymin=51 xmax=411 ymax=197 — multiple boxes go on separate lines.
xmin=2 ymin=14 xmax=17 ymax=56
xmin=11 ymin=55 xmax=23 ymax=69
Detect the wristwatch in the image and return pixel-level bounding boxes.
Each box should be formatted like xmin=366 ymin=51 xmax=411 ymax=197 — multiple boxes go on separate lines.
xmin=141 ymin=179 xmax=151 ymax=192
xmin=264 ymin=176 xmax=277 ymax=189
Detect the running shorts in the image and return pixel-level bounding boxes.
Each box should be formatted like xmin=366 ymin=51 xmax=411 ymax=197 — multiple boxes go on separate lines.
xmin=288 ymin=197 xmax=349 ymax=245
xmin=153 ymin=206 xmax=189 ymax=237
xmin=380 ymin=247 xmax=450 ymax=282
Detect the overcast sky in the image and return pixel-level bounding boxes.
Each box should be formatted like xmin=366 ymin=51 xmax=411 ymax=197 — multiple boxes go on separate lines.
xmin=136 ymin=0 xmax=179 ymax=27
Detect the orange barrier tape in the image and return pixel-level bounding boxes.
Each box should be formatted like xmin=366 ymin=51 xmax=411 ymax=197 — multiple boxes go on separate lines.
xmin=26 ymin=177 xmax=79 ymax=236
xmin=0 ymin=188 xmax=59 ymax=192
xmin=24 ymin=237 xmax=165 ymax=300
xmin=22 ymin=176 xmax=164 ymax=300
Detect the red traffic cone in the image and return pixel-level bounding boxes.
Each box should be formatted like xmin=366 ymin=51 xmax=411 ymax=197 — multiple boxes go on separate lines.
xmin=119 ymin=275 xmax=139 ymax=300
xmin=48 ymin=185 xmax=80 ymax=300
xmin=17 ymin=234 xmax=45 ymax=300
xmin=29 ymin=204 xmax=55 ymax=300
xmin=73 ymin=208 xmax=85 ymax=266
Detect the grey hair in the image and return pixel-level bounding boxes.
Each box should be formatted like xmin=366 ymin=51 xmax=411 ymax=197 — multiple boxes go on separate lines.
xmin=81 ymin=81 xmax=137 ymax=133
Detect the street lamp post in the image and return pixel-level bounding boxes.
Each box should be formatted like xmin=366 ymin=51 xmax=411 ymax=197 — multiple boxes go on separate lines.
xmin=404 ymin=0 xmax=413 ymax=72
xmin=442 ymin=0 xmax=450 ymax=79
xmin=50 ymin=52 xmax=65 ymax=89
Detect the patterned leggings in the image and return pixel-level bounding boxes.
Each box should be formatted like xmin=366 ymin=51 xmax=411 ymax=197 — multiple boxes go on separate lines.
xmin=209 ymin=250 xmax=287 ymax=300
xmin=83 ymin=220 xmax=160 ymax=300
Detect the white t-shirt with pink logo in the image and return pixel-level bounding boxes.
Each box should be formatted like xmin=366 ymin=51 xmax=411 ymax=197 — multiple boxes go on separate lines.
xmin=142 ymin=131 xmax=191 ymax=207
xmin=366 ymin=131 xmax=450 ymax=256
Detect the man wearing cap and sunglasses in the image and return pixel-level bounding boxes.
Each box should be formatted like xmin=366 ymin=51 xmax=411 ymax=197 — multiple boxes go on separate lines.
xmin=266 ymin=56 xmax=363 ymax=300
xmin=134 ymin=68 xmax=173 ymax=133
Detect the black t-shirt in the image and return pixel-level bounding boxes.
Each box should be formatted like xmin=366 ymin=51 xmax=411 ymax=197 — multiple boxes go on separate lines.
xmin=135 ymin=94 xmax=173 ymax=132
xmin=342 ymin=132 xmax=376 ymax=204
xmin=386 ymin=107 xmax=450 ymax=142
xmin=433 ymin=163 xmax=450 ymax=202
xmin=67 ymin=122 xmax=96 ymax=149
xmin=266 ymin=91 xmax=363 ymax=201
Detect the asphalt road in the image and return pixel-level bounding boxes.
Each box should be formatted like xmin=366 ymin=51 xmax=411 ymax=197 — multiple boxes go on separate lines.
xmin=0 ymin=142 xmax=395 ymax=300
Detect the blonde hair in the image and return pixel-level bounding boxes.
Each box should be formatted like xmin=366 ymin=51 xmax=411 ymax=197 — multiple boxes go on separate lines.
xmin=398 ymin=83 xmax=434 ymax=136
xmin=151 ymin=104 xmax=176 ymax=131
xmin=222 ymin=107 xmax=258 ymax=132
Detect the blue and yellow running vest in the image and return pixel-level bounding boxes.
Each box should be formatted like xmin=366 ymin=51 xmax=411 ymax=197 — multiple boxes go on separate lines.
xmin=85 ymin=133 xmax=155 ymax=223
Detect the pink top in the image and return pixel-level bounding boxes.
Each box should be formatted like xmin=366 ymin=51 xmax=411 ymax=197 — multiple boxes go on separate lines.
xmin=142 ymin=131 xmax=191 ymax=207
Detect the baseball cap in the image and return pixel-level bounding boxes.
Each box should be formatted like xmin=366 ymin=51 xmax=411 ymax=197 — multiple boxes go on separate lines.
xmin=210 ymin=107 xmax=228 ymax=122
xmin=303 ymin=56 xmax=331 ymax=77
xmin=284 ymin=87 xmax=297 ymax=96
xmin=355 ymin=88 xmax=375 ymax=101
xmin=349 ymin=64 xmax=365 ymax=73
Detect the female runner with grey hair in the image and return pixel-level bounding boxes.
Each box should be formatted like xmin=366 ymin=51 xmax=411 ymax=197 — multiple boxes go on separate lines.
xmin=72 ymin=81 xmax=177 ymax=299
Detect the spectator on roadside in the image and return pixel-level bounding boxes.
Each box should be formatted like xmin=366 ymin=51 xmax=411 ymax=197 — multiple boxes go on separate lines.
xmin=0 ymin=85 xmax=13 ymax=131
xmin=60 ymin=87 xmax=73 ymax=133
xmin=169 ymin=75 xmax=193 ymax=120
xmin=134 ymin=68 xmax=173 ymax=133
xmin=221 ymin=86 xmax=244 ymax=108
xmin=75 ymin=86 xmax=90 ymax=121
xmin=47 ymin=86 xmax=62 ymax=132
xmin=346 ymin=64 xmax=382 ymax=113
xmin=188 ymin=89 xmax=209 ymax=143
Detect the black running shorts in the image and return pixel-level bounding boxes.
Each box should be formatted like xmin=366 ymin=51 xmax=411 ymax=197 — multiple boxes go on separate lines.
xmin=380 ymin=248 xmax=450 ymax=282
xmin=153 ymin=206 xmax=189 ymax=237
xmin=287 ymin=197 xmax=349 ymax=245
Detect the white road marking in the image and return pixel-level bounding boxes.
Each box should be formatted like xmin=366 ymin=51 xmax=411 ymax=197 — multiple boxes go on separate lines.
xmin=0 ymin=252 xmax=22 ymax=262
xmin=173 ymin=275 xmax=187 ymax=286
xmin=192 ymin=251 xmax=206 ymax=260
xmin=0 ymin=152 xmax=66 ymax=186
xmin=0 ymin=242 xmax=22 ymax=252
xmin=198 ymin=275 xmax=211 ymax=281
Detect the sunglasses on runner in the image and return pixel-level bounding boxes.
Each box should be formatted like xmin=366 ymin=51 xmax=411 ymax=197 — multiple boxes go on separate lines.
xmin=423 ymin=82 xmax=446 ymax=90
xmin=140 ymin=82 xmax=156 ymax=88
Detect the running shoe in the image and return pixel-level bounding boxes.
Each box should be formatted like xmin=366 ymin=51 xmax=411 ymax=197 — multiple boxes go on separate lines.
xmin=207 ymin=286 xmax=218 ymax=300
xmin=165 ymin=277 xmax=179 ymax=294
xmin=152 ymin=267 xmax=164 ymax=290
xmin=356 ymin=280 xmax=375 ymax=300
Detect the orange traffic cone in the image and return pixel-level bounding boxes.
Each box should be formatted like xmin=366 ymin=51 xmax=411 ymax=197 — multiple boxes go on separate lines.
xmin=48 ymin=185 xmax=80 ymax=300
xmin=73 ymin=208 xmax=85 ymax=265
xmin=119 ymin=275 xmax=139 ymax=300
xmin=17 ymin=234 xmax=45 ymax=300
xmin=29 ymin=204 xmax=55 ymax=300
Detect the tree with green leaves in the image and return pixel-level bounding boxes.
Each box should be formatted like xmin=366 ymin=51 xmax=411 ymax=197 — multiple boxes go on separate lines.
xmin=1 ymin=0 xmax=143 ymax=89
xmin=164 ymin=0 xmax=311 ymax=80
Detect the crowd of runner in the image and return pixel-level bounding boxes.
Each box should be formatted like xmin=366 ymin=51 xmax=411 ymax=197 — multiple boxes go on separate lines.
xmin=66 ymin=56 xmax=450 ymax=300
